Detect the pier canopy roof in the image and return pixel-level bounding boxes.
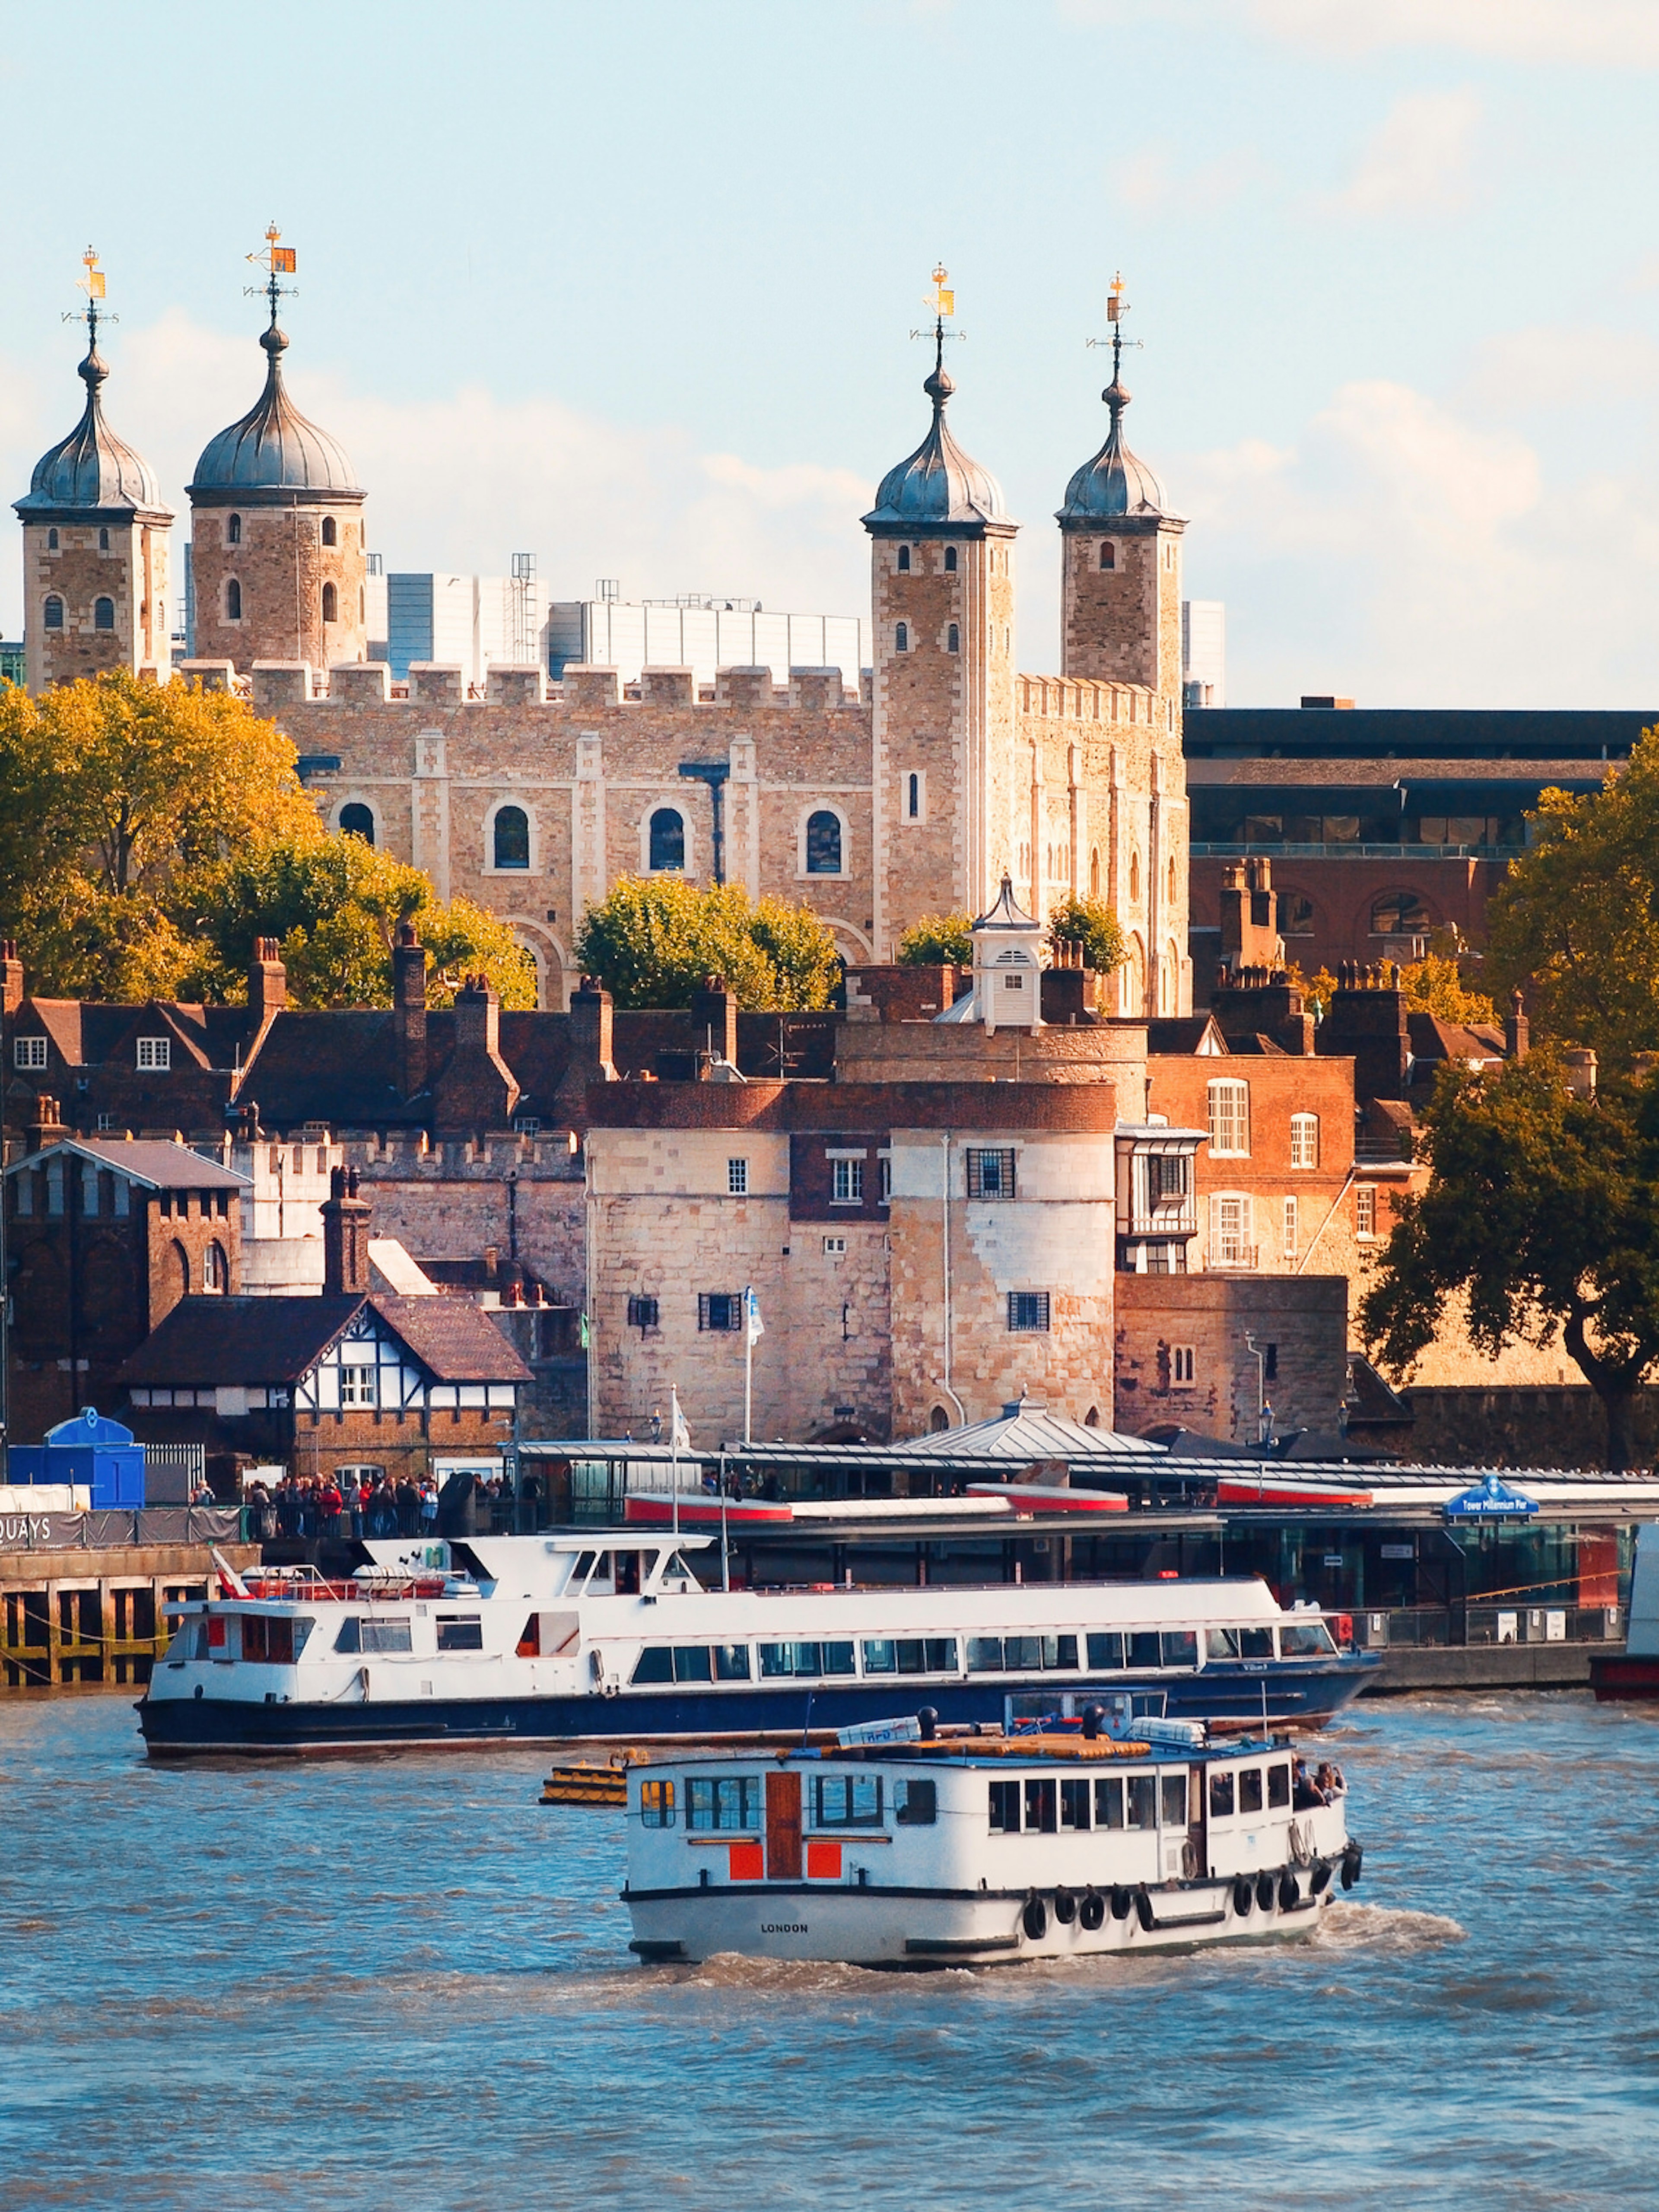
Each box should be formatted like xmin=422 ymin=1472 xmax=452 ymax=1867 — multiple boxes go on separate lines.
xmin=894 ymin=1395 xmax=1164 ymax=1462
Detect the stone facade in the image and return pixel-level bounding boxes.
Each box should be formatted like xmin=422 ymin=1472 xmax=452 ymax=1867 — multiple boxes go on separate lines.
xmin=21 ymin=516 xmax=170 ymax=691
xmin=189 ymin=500 xmax=367 ymax=675
xmin=1113 ymin=1273 xmax=1349 ymax=1444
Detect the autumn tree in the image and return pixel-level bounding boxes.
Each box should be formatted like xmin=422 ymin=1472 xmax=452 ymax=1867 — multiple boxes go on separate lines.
xmin=1046 ymin=893 xmax=1126 ymax=976
xmin=896 ymin=912 xmax=974 ymax=966
xmin=573 ymin=876 xmax=841 ymax=1010
xmin=1396 ymin=951 xmax=1498 ymax=1026
xmin=1360 ymin=1052 xmax=1659 ymax=1471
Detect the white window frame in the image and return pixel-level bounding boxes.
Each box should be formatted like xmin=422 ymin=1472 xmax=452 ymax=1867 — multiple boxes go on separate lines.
xmin=1289 ymin=1112 xmax=1319 ymax=1170
xmin=640 ymin=801 xmax=692 ymax=877
xmin=14 ymin=1036 xmax=46 ymax=1070
xmin=727 ymin=1158 xmax=748 ymax=1195
xmin=137 ymin=1036 xmax=171 ymax=1071
xmin=339 ymin=1361 xmax=378 ymax=1408
xmin=1356 ymin=1184 xmax=1377 ymax=1240
xmin=832 ymin=1158 xmax=864 ymax=1205
xmin=1209 ymin=1192 xmax=1254 ymax=1268
xmin=823 ymin=1236 xmax=846 ymax=1257
xmin=1206 ymin=1078 xmax=1250 ymax=1158
xmin=901 ymin=768 xmax=926 ymax=825
xmin=797 ymin=802 xmax=849 ymax=881
xmin=1281 ymin=1195 xmax=1298 ymax=1260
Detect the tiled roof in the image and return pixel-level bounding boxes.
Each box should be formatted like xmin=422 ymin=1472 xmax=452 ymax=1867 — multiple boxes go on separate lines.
xmin=369 ymin=1295 xmax=532 ymax=1383
xmin=118 ymin=1296 xmax=366 ymax=1385
xmin=6 ymin=1137 xmax=247 ymax=1189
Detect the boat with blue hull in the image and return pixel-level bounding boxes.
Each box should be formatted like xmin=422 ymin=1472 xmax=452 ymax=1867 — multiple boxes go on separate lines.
xmin=137 ymin=1533 xmax=1377 ymax=1757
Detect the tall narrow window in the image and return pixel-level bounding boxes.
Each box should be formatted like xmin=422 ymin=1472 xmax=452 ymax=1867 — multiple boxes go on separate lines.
xmin=947 ymin=623 xmax=960 ymax=653
xmin=43 ymin=595 xmax=64 ymax=631
xmin=1206 ymin=1078 xmax=1249 ymax=1157
xmin=1210 ymin=1194 xmax=1253 ymax=1267
xmin=805 ymin=810 xmax=842 ymax=874
xmin=728 ymin=1159 xmax=748 ymax=1195
xmin=906 ymin=772 xmax=921 ymax=820
xmin=99 ymin=528 xmax=110 ymax=550
xmin=832 ymin=1158 xmax=864 ymax=1204
xmin=1090 ymin=847 xmax=1101 ymax=897
xmin=1100 ymin=541 xmax=1116 ymax=570
xmin=203 ymin=1242 xmax=229 ymax=1293
xmin=1129 ymin=852 xmax=1140 ymax=903
xmin=321 ymin=582 xmax=338 ymax=624
xmin=1289 ymin=1113 xmax=1319 ymax=1169
xmin=895 ymin=622 xmax=909 ymax=653
xmin=1007 ymin=1291 xmax=1051 ymax=1332
xmin=648 ymin=807 xmax=685 ymax=872
xmin=1356 ymin=1185 xmax=1377 ymax=1239
xmin=226 ymin=579 xmax=242 ymax=621
xmin=227 ymin=513 xmax=242 ymax=545
xmin=1282 ymin=1195 xmax=1298 ymax=1259
xmin=896 ymin=545 xmax=911 ymax=572
xmin=94 ymin=597 xmax=114 ymax=631
xmin=47 ymin=528 xmax=58 ymax=549
xmin=944 ymin=546 xmax=958 ymax=573
xmin=359 ymin=585 xmax=366 ymax=623
xmin=321 ymin=515 xmax=338 ymax=547
xmin=492 ymin=804 xmax=531 ymax=870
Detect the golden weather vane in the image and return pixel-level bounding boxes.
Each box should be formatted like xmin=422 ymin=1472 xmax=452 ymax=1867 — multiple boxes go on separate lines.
xmin=911 ymin=262 xmax=967 ymax=374
xmin=244 ymin=221 xmax=299 ymax=318
xmin=63 ymin=245 xmax=114 ymax=338
xmin=1087 ymin=269 xmax=1141 ymax=380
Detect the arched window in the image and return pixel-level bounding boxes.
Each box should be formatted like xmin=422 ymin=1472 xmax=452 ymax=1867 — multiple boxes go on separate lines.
xmin=321 ymin=515 xmax=338 ymax=547
xmin=94 ymin=597 xmax=114 ymax=632
xmin=1100 ymin=541 xmax=1116 ymax=570
xmin=172 ymin=1240 xmax=191 ymax=1300
xmin=1129 ymin=851 xmax=1141 ymax=903
xmin=99 ymin=527 xmax=109 ymax=550
xmin=359 ymin=585 xmax=365 ymax=623
xmin=1167 ymin=857 xmax=1178 ymax=902
xmin=928 ymin=1405 xmax=950 ymax=1433
xmin=805 ymin=809 xmax=843 ymax=875
xmin=1289 ymin=1112 xmax=1320 ymax=1170
xmin=895 ymin=622 xmax=909 ymax=653
xmin=947 ymin=623 xmax=960 ymax=653
xmin=1278 ymin=891 xmax=1315 ymax=938
xmin=1089 ymin=846 xmax=1100 ymax=898
xmin=321 ymin=582 xmax=338 ymax=624
xmin=492 ymin=804 xmax=531 ymax=871
xmin=944 ymin=545 xmax=958 ymax=573
xmin=47 ymin=528 xmax=58 ymax=550
xmin=896 ymin=545 xmax=911 ymax=572
xmin=339 ymin=802 xmax=375 ymax=844
xmin=1084 ymin=1405 xmax=1100 ymax=1428
xmin=226 ymin=578 xmax=242 ymax=621
xmin=227 ymin=513 xmax=242 ymax=545
xmin=1371 ymin=890 xmax=1428 ymax=936
xmin=648 ymin=807 xmax=686 ymax=872
xmin=43 ymin=595 xmax=64 ymax=632
xmin=203 ymin=1241 xmax=228 ymax=1294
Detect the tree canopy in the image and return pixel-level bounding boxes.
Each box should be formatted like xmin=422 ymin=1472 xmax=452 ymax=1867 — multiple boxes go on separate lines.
xmin=1360 ymin=1052 xmax=1659 ymax=1470
xmin=1396 ymin=952 xmax=1498 ymax=1027
xmin=573 ymin=875 xmax=842 ymax=1010
xmin=0 ymin=672 xmax=534 ymax=1007
xmin=896 ymin=912 xmax=973 ymax=966
xmin=1045 ymin=894 xmax=1126 ymax=976
xmin=1485 ymin=725 xmax=1659 ymax=1059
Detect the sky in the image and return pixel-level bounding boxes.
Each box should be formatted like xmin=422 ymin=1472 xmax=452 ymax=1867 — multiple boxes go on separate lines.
xmin=4 ymin=0 xmax=1659 ymax=706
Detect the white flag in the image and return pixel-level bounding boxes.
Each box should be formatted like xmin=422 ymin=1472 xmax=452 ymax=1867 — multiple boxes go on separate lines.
xmin=671 ymin=1388 xmax=692 ymax=1453
xmin=744 ymin=1285 xmax=765 ymax=1344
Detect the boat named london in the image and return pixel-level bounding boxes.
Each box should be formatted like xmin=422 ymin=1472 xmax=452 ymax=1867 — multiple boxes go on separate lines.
xmin=137 ymin=1532 xmax=1376 ymax=1756
xmin=621 ymin=1711 xmax=1363 ymax=1967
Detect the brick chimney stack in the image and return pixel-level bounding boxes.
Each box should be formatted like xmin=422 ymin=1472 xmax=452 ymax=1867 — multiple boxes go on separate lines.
xmin=248 ymin=936 xmax=287 ymax=1031
xmin=394 ymin=922 xmax=429 ymax=1100
xmin=453 ymin=973 xmax=501 ymax=1062
xmin=26 ymin=1097 xmax=65 ymax=1155
xmin=1505 ymin=988 xmax=1529 ymax=1062
xmin=690 ymin=975 xmax=739 ymax=1067
xmin=0 ymin=939 xmax=23 ymax=1019
xmin=321 ymin=1164 xmax=372 ymax=1296
xmin=566 ymin=976 xmax=617 ymax=1081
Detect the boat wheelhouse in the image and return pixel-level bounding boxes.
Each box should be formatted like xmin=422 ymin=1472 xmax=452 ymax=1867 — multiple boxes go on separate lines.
xmin=137 ymin=1532 xmax=1376 ymax=1755
xmin=622 ymin=1720 xmax=1362 ymax=1967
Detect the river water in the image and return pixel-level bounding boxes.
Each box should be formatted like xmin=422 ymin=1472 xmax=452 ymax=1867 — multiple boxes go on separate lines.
xmin=0 ymin=1691 xmax=1655 ymax=2210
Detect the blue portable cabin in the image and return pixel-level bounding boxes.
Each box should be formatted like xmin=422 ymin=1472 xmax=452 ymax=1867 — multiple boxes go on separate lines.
xmin=9 ymin=1407 xmax=146 ymax=1507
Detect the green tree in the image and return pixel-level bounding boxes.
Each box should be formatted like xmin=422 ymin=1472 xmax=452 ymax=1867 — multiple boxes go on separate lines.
xmin=1360 ymin=1052 xmax=1659 ymax=1471
xmin=1045 ymin=893 xmax=1126 ymax=975
xmin=573 ymin=875 xmax=840 ymax=1010
xmin=896 ymin=912 xmax=973 ymax=966
xmin=1397 ymin=952 xmax=1498 ymax=1026
xmin=1485 ymin=726 xmax=1659 ymax=1059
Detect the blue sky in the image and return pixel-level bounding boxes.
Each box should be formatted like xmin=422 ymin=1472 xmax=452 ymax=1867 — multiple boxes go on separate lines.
xmin=5 ymin=0 xmax=1659 ymax=705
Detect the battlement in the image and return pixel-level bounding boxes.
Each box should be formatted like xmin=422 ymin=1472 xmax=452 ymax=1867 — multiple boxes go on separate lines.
xmin=1017 ymin=671 xmax=1164 ymax=725
xmin=244 ymin=659 xmax=869 ymax=718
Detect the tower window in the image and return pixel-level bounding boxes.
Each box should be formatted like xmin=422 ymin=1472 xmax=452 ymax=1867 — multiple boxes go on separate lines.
xmin=1100 ymin=542 xmax=1116 ymax=570
xmin=94 ymin=597 xmax=115 ymax=632
xmin=359 ymin=585 xmax=365 ymax=623
xmin=944 ymin=546 xmax=957 ymax=573
xmin=946 ymin=623 xmax=960 ymax=653
xmin=227 ymin=513 xmax=242 ymax=545
xmin=321 ymin=515 xmax=338 ymax=547
xmin=806 ymin=809 xmax=843 ymax=875
xmin=906 ymin=771 xmax=922 ymax=821
xmin=322 ymin=582 xmax=338 ymax=624
xmin=895 ymin=622 xmax=908 ymax=653
xmin=226 ymin=579 xmax=242 ymax=621
xmin=492 ymin=804 xmax=531 ymax=871
xmin=897 ymin=545 xmax=911 ymax=572
xmin=1129 ymin=851 xmax=1140 ymax=903
xmin=43 ymin=595 xmax=64 ymax=631
xmin=99 ymin=527 xmax=109 ymax=550
xmin=1089 ymin=846 xmax=1100 ymax=897
xmin=339 ymin=802 xmax=375 ymax=844
xmin=648 ymin=807 xmax=686 ymax=872
xmin=47 ymin=528 xmax=58 ymax=550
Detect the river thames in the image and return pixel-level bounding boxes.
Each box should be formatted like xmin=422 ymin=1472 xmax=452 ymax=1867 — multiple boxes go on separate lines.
xmin=0 ymin=1691 xmax=1654 ymax=2209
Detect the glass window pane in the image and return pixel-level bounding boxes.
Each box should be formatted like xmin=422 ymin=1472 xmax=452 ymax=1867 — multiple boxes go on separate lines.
xmin=1160 ymin=1773 xmax=1188 ymax=1828
xmin=1161 ymin=1630 xmax=1198 ymax=1670
xmin=989 ymin=1780 xmax=1020 ymax=1833
xmin=1095 ymin=1775 xmax=1125 ymax=1829
xmin=895 ymin=1639 xmax=925 ymax=1674
xmin=1268 ymin=1763 xmax=1291 ymax=1808
xmin=1205 ymin=1627 xmax=1241 ymax=1660
xmin=925 ymin=1639 xmax=957 ymax=1672
xmin=822 ymin=1640 xmax=856 ymax=1677
xmin=1238 ymin=1767 xmax=1264 ymax=1814
xmin=1023 ymin=1779 xmax=1057 ymax=1833
xmin=672 ymin=1646 xmax=712 ymax=1682
xmin=1209 ymin=1770 xmax=1235 ymax=1818
xmin=895 ymin=1778 xmax=936 ymax=1824
xmin=1128 ymin=1630 xmax=1162 ymax=1669
xmin=1060 ymin=1777 xmax=1091 ymax=1830
xmin=1086 ymin=1631 xmax=1125 ymax=1670
xmin=1239 ymin=1627 xmax=1274 ymax=1659
xmin=966 ymin=1636 xmax=1004 ymax=1672
xmin=714 ymin=1643 xmax=750 ymax=1680
xmin=1126 ymin=1775 xmax=1157 ymax=1828
xmin=861 ymin=1639 xmax=895 ymax=1675
xmin=1004 ymin=1636 xmax=1040 ymax=1671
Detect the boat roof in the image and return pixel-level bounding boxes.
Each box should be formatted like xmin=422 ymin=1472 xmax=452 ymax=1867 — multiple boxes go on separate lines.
xmin=635 ymin=1735 xmax=1296 ymax=1773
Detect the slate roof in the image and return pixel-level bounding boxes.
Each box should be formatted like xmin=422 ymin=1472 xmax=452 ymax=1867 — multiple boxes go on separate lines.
xmin=117 ymin=1291 xmax=531 ymax=1388
xmin=893 ymin=1396 xmax=1163 ymax=1462
xmin=5 ymin=1136 xmax=247 ymax=1189
xmin=13 ymin=999 xmax=251 ymax=1071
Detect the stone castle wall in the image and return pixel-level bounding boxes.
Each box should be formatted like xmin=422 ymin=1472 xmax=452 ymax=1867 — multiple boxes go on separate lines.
xmin=191 ymin=503 xmax=366 ymax=674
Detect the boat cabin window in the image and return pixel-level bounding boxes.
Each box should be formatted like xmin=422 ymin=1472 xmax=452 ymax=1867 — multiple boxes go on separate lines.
xmin=713 ymin=1644 xmax=751 ymax=1680
xmin=1128 ymin=1632 xmax=1162 ymax=1668
xmin=640 ymin=1778 xmax=675 ymax=1828
xmin=1162 ymin=1631 xmax=1198 ymax=1670
xmin=988 ymin=1780 xmax=1021 ymax=1833
xmin=165 ymin=1619 xmax=206 ymax=1662
xmin=687 ymin=1775 xmax=761 ymax=1831
xmin=760 ymin=1640 xmax=854 ymax=1678
xmin=436 ymin=1615 xmax=483 ymax=1652
xmin=894 ymin=1778 xmax=936 ymax=1825
xmin=1238 ymin=1767 xmax=1264 ymax=1814
xmin=334 ymin=1615 xmax=412 ymax=1656
xmin=1086 ymin=1632 xmax=1125 ymax=1669
xmin=240 ymin=1615 xmax=309 ymax=1664
xmin=1023 ymin=1778 xmax=1058 ymax=1833
xmin=861 ymin=1637 xmax=957 ymax=1675
xmin=1239 ymin=1627 xmax=1274 ymax=1659
xmin=1160 ymin=1772 xmax=1188 ymax=1828
xmin=1267 ymin=1762 xmax=1291 ymax=1808
xmin=614 ymin=1552 xmax=643 ymax=1596
xmin=633 ymin=1643 xmax=752 ymax=1684
xmin=815 ymin=1774 xmax=883 ymax=1828
xmin=1206 ymin=1628 xmax=1241 ymax=1660
xmin=1060 ymin=1777 xmax=1091 ymax=1830
xmin=1209 ymin=1770 xmax=1235 ymax=1818
xmin=969 ymin=1634 xmax=1078 ymax=1672
xmin=1278 ymin=1619 xmax=1337 ymax=1657
xmin=1126 ymin=1774 xmax=1157 ymax=1829
xmin=1095 ymin=1776 xmax=1125 ymax=1829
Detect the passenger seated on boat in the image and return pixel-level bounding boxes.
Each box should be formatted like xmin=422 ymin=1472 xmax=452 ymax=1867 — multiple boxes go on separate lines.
xmin=1292 ymin=1759 xmax=1328 ymax=1810
xmin=1314 ymin=1762 xmax=1344 ymax=1799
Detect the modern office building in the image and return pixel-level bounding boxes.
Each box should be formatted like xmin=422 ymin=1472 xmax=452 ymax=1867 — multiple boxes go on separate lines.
xmin=1182 ymin=599 xmax=1224 ymax=709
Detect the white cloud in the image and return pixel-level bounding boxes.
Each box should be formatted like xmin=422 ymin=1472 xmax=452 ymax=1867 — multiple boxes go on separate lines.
xmin=1113 ymin=143 xmax=1272 ymax=214
xmin=1249 ymin=0 xmax=1659 ymax=67
xmin=0 ymin=312 xmax=874 ymax=639
xmin=1334 ymin=90 xmax=1482 ymax=216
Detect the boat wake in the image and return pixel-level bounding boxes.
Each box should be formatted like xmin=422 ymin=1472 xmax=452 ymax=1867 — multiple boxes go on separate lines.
xmin=1312 ymin=1899 xmax=1465 ymax=1952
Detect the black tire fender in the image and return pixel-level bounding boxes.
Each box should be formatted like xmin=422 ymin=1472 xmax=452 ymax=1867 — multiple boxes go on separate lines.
xmin=1052 ymin=1886 xmax=1077 ymax=1926
xmin=1278 ymin=1871 xmax=1300 ymax=1911
xmin=1255 ymin=1871 xmax=1275 ymax=1913
xmin=1341 ymin=1843 xmax=1363 ymax=1891
xmin=1079 ymin=1888 xmax=1106 ymax=1932
xmin=1233 ymin=1877 xmax=1253 ymax=1917
xmin=1135 ymin=1886 xmax=1155 ymax=1933
xmin=1110 ymin=1885 xmax=1133 ymax=1921
xmin=1311 ymin=1859 xmax=1332 ymax=1896
xmin=1022 ymin=1891 xmax=1048 ymax=1942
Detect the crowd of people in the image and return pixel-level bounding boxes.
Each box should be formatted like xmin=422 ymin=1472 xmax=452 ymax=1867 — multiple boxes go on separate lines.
xmin=243 ymin=1468 xmax=528 ymax=1542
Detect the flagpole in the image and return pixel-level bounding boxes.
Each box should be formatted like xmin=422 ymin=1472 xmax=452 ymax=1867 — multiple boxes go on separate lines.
xmin=671 ymin=1386 xmax=680 ymax=1547
xmin=744 ymin=1284 xmax=753 ymax=1446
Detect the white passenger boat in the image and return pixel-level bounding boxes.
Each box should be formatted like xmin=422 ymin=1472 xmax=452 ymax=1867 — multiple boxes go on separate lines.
xmin=622 ymin=1715 xmax=1362 ymax=1967
xmin=137 ymin=1532 xmax=1376 ymax=1757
